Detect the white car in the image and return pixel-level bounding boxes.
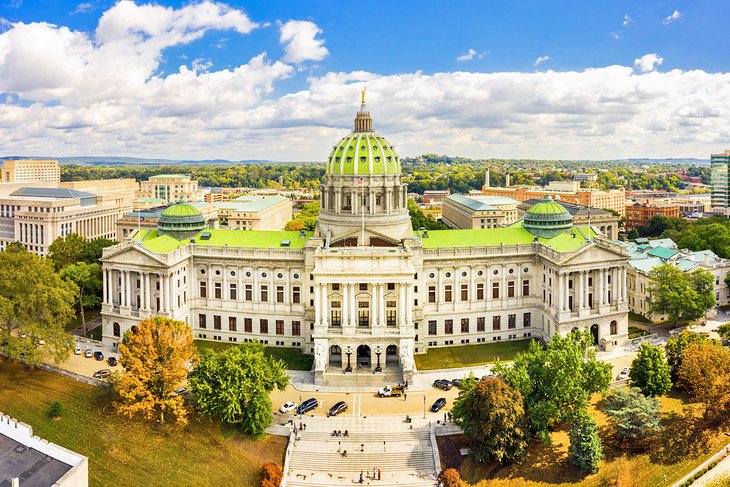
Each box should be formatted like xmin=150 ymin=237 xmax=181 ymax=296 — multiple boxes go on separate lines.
xmin=84 ymin=349 xmax=93 ymax=358
xmin=74 ymin=345 xmax=82 ymax=355
xmin=279 ymin=401 xmax=297 ymax=413
xmin=617 ymin=367 xmax=630 ymax=381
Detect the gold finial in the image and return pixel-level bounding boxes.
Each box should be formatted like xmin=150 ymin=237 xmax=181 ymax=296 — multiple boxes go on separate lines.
xmin=361 ymin=87 xmax=366 ymax=105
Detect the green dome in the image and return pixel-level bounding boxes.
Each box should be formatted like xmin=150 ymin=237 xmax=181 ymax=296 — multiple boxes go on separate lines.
xmin=523 ymin=196 xmax=573 ymax=238
xmin=158 ymin=200 xmax=206 ymax=239
xmin=326 ymin=132 xmax=400 ymax=175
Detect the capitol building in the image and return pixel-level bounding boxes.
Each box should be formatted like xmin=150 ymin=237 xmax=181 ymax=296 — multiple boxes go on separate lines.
xmin=101 ymin=96 xmax=630 ymax=383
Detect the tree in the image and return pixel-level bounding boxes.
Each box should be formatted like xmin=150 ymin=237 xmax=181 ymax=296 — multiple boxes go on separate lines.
xmin=677 ymin=341 xmax=730 ymax=419
xmin=665 ymin=330 xmax=713 ymax=373
xmin=188 ymin=341 xmax=289 ymax=437
xmin=284 ymin=219 xmax=304 ymax=231
xmin=407 ymin=199 xmax=448 ymax=231
xmin=495 ymin=330 xmax=611 ymax=443
xmin=60 ymin=262 xmax=102 ymax=336
xmin=627 ymin=228 xmax=640 ymax=240
xmin=647 ymin=265 xmax=715 ymax=326
xmin=82 ymin=238 xmax=116 ymax=263
xmin=115 ymin=317 xmax=198 ymax=426
xmin=48 ymin=233 xmax=88 ymax=271
xmin=260 ymin=463 xmax=283 ymax=487
xmin=568 ymin=413 xmax=603 ymax=474
xmin=717 ymin=322 xmax=730 ymax=341
xmin=451 ymin=378 xmax=529 ymax=465
xmin=602 ymin=387 xmax=661 ymax=448
xmin=629 ymin=342 xmax=672 ymax=397
xmin=0 ymin=245 xmax=76 ymax=366
xmin=438 ymin=468 xmax=463 ymax=487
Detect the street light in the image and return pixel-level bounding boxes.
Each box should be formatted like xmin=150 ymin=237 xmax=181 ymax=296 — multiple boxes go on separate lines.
xmin=375 ymin=345 xmax=382 ymax=372
xmin=345 ymin=346 xmax=352 ymax=373
xmin=423 ymin=395 xmax=426 ymax=419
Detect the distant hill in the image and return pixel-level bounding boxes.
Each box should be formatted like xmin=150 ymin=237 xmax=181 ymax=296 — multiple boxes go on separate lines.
xmin=0 ymin=156 xmax=291 ymax=165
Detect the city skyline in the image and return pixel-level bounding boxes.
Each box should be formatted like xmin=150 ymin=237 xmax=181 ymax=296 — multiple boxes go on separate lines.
xmin=1 ymin=0 xmax=729 ymax=161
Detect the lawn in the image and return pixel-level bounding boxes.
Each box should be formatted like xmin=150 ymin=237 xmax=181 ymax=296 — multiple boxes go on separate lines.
xmin=0 ymin=359 xmax=286 ymax=487
xmin=65 ymin=308 xmax=102 ymax=333
xmin=415 ymin=340 xmax=532 ymax=370
xmin=194 ymin=340 xmax=313 ymax=371
xmin=438 ymin=390 xmax=730 ymax=487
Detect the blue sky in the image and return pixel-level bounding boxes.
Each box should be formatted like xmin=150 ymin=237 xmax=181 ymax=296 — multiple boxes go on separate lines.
xmin=1 ymin=0 xmax=729 ymax=160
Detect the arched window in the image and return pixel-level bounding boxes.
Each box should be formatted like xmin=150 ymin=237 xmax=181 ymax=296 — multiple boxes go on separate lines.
xmin=113 ymin=322 xmax=120 ymax=337
xmin=610 ymin=320 xmax=617 ymax=335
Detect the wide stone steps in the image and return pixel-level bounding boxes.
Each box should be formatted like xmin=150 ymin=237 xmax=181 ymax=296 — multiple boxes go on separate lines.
xmin=299 ymin=430 xmax=430 ymax=443
xmin=289 ymin=450 xmax=434 ymax=473
xmin=285 ymin=479 xmax=435 ymax=487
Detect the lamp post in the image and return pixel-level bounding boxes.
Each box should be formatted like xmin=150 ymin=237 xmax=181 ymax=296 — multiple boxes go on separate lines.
xmin=345 ymin=346 xmax=352 ymax=373
xmin=423 ymin=395 xmax=426 ymax=419
xmin=375 ymin=345 xmax=382 ymax=372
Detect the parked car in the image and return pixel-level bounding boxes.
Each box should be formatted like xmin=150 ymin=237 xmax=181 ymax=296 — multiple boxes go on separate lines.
xmin=433 ymin=379 xmax=452 ymax=391
xmin=451 ymin=378 xmax=462 ymax=388
xmin=93 ymin=351 xmax=104 ymax=361
xmin=296 ymin=398 xmax=318 ymax=415
xmin=279 ymin=401 xmax=297 ymax=413
xmin=378 ymin=385 xmax=404 ymax=397
xmin=74 ymin=346 xmax=82 ymax=355
xmin=93 ymin=369 xmax=111 ymax=379
xmin=617 ymin=367 xmax=630 ymax=381
xmin=174 ymin=387 xmax=189 ymax=396
xmin=328 ymin=401 xmax=348 ymax=417
xmin=84 ymin=349 xmax=93 ymax=358
xmin=107 ymin=356 xmax=118 ymax=367
xmin=431 ymin=398 xmax=447 ymax=412
xmin=481 ymin=374 xmax=497 ymax=380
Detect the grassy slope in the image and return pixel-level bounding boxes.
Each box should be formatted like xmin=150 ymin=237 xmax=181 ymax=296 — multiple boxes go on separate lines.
xmin=194 ymin=340 xmax=313 ymax=371
xmin=415 ymin=340 xmax=532 ymax=370
xmin=0 ymin=360 xmax=286 ymax=487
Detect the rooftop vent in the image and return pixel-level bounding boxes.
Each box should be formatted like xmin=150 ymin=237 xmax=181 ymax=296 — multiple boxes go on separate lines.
xmin=281 ymin=240 xmax=291 ymax=247
xmin=200 ymin=232 xmax=211 ymax=240
xmin=299 ymin=230 xmax=307 ymax=239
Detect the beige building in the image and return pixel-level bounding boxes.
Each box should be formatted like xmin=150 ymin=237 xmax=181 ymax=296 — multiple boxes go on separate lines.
xmin=60 ymin=179 xmax=138 ymax=206
xmin=519 ymin=199 xmax=620 ymax=240
xmin=0 ymin=187 xmax=129 ymax=255
xmin=214 ymin=195 xmax=292 ymax=230
xmin=478 ymin=185 xmax=626 ymax=216
xmin=137 ymin=174 xmax=203 ymax=203
xmin=2 ymin=159 xmax=60 ymax=183
xmin=442 ymin=194 xmax=519 ymax=229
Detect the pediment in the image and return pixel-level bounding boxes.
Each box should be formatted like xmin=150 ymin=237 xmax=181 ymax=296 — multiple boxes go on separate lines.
xmin=557 ymin=241 xmax=627 ymax=267
xmin=102 ymin=244 xmax=172 ymax=268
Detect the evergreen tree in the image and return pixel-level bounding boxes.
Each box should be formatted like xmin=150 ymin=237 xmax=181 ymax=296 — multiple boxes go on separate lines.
xmin=629 ymin=342 xmax=672 ymax=396
xmin=568 ymin=413 xmax=603 ymax=474
xmin=602 ymin=387 xmax=662 ymax=448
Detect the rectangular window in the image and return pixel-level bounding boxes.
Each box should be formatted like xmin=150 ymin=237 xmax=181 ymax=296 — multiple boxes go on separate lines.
xmin=276 ymin=286 xmax=284 ymax=303
xmin=260 ymin=319 xmax=268 ymax=334
xmin=460 ymin=284 xmax=468 ymax=301
xmin=276 ymin=320 xmax=284 ymax=335
xmin=214 ymin=282 xmax=222 ymax=299
xmin=476 ymin=283 xmax=484 ymax=300
xmin=199 ymin=281 xmax=207 ymax=298
xmin=386 ymin=309 xmax=397 ymax=327
xmin=229 ymin=283 xmax=237 ymax=300
xmin=428 ymin=320 xmax=437 ymax=335
xmin=477 ymin=316 xmax=485 ymax=332
xmin=260 ymin=285 xmax=268 ymax=302
xmin=445 ymin=319 xmax=453 ymax=334
xmin=293 ymin=286 xmax=301 ymax=304
xmin=198 ymin=314 xmax=207 ymax=329
xmin=610 ymin=321 xmax=617 ymax=335
xmin=331 ymin=310 xmax=341 ymax=326
xmin=387 ymin=283 xmax=395 ymax=291
xmin=523 ymin=312 xmax=531 ymax=327
xmin=428 ymin=286 xmax=436 ymax=303
xmin=213 ymin=315 xmax=221 ymax=330
xmin=493 ymin=315 xmax=501 ymax=331
xmin=461 ymin=318 xmax=469 ymax=333
xmin=292 ymin=321 xmax=301 ymax=336
xmin=332 ymin=283 xmax=340 ymax=291
xmin=359 ymin=283 xmax=368 ymax=291
xmin=522 ymin=280 xmax=530 ymax=296
xmin=492 ymin=282 xmax=500 ymax=299
xmin=229 ymin=317 xmax=237 ymax=332
xmin=245 ymin=284 xmax=252 ymax=301
xmin=508 ymin=314 xmax=516 ymax=329
xmin=445 ymin=285 xmax=452 ymax=302
xmin=244 ymin=318 xmax=252 ymax=333
xmin=508 ymin=281 xmax=515 ymax=298
xmin=358 ymin=310 xmax=370 ymax=327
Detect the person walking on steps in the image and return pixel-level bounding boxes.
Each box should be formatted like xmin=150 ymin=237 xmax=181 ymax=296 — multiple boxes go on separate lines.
xmin=359 ymin=471 xmax=364 ymax=484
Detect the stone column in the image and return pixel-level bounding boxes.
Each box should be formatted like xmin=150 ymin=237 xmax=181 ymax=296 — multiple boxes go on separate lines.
xmin=620 ymin=267 xmax=627 ymax=302
xmin=103 ymin=268 xmax=109 ymax=304
xmin=342 ymin=283 xmax=349 ymax=326
xmin=406 ymin=283 xmax=413 ymax=325
xmin=321 ymin=284 xmax=329 ymax=327
xmin=379 ymin=285 xmax=386 ymax=326
xmin=168 ymin=273 xmax=174 ymax=312
xmin=144 ymin=273 xmax=151 ymax=311
xmin=398 ymin=284 xmax=406 ymax=326
xmin=314 ymin=283 xmax=321 ymax=325
xmin=371 ymin=284 xmax=379 ymax=326
xmin=138 ymin=271 xmax=144 ymax=311
xmin=125 ymin=270 xmax=131 ymax=308
xmin=222 ymin=266 xmax=228 ymax=300
xmin=556 ymin=272 xmax=563 ymax=312
xmin=237 ymin=268 xmax=243 ymax=302
xmin=577 ymin=271 xmax=584 ymax=310
xmin=253 ymin=268 xmax=259 ymax=303
xmin=351 ymin=284 xmax=357 ymax=327
xmin=159 ymin=274 xmax=165 ymax=312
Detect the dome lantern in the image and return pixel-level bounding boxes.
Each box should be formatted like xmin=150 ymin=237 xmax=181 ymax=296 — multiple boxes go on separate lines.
xmin=157 ymin=199 xmax=206 ymax=240
xmin=523 ymin=196 xmax=573 ymax=239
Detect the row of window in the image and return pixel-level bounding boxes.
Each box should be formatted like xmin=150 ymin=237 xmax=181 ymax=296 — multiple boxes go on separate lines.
xmin=427 ymin=313 xmax=532 ymax=335
xmin=428 ymin=281 xmax=530 ymax=302
xmin=200 ymin=282 xmax=302 ymax=303
xmin=198 ymin=315 xmax=302 ymax=336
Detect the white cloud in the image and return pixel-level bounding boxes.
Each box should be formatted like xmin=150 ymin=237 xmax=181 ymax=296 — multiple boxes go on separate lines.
xmin=457 ymin=48 xmax=487 ymax=62
xmin=279 ymin=20 xmax=328 ymax=64
xmin=191 ymin=58 xmax=212 ymax=73
xmin=610 ymin=31 xmax=621 ymax=40
xmin=663 ymin=10 xmax=681 ymax=25
xmin=634 ymin=53 xmax=663 ymax=73
xmin=73 ymin=2 xmax=93 ymax=14
xmin=623 ymin=14 xmax=632 ymax=27
xmin=534 ymin=55 xmax=550 ymax=66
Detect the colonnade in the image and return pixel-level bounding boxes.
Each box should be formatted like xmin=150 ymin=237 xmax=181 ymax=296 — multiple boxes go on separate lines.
xmin=323 ymin=184 xmax=408 ymax=215
xmin=103 ymin=268 xmax=178 ymax=314
xmin=314 ymin=282 xmax=413 ymax=328
xmin=555 ymin=266 xmax=627 ymax=313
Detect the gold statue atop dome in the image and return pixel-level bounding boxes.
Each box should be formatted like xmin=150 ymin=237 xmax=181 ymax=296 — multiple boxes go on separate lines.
xmin=361 ymin=87 xmax=366 ymax=105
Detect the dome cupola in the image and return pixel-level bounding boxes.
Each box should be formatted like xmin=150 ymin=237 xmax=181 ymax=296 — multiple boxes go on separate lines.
xmin=523 ymin=196 xmax=573 ymax=238
xmin=158 ymin=199 xmax=206 ymax=239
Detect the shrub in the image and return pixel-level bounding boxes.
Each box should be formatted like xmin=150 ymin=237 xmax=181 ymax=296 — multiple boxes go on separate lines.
xmin=48 ymin=401 xmax=63 ymax=418
xmin=439 ymin=468 xmax=462 ymax=487
xmin=260 ymin=463 xmax=283 ymax=487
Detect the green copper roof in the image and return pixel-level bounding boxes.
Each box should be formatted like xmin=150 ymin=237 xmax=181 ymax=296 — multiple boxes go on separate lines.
xmin=526 ymin=197 xmax=572 ymax=218
xmin=326 ymin=133 xmax=400 ymax=175
xmin=138 ymin=229 xmax=313 ymax=254
xmin=523 ymin=196 xmax=573 ymax=238
xmin=161 ymin=201 xmax=202 ymax=218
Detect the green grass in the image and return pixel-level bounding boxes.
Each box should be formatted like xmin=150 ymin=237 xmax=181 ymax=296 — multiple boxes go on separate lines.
xmin=0 ymin=359 xmax=286 ymax=487
xmin=414 ymin=339 xmax=532 ymax=370
xmin=628 ymin=311 xmax=652 ymax=324
xmin=628 ymin=326 xmax=649 ymax=339
xmin=140 ymin=229 xmax=314 ymax=254
xmin=194 ymin=340 xmax=313 ymax=371
xmin=422 ymin=225 xmax=594 ymax=252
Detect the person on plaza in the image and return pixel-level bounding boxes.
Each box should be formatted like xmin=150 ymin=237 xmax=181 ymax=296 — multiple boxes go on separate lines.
xmin=342 ymin=450 xmax=347 ymax=457
xmin=373 ymin=467 xmax=377 ymax=479
xmin=344 ymin=430 xmax=349 ymax=437
xmin=359 ymin=471 xmax=364 ymax=484
xmin=404 ymin=392 xmax=407 ymax=401
xmin=360 ymin=443 xmax=365 ymax=452
xmin=338 ymin=441 xmax=341 ymax=452
xmin=378 ymin=468 xmax=381 ymax=480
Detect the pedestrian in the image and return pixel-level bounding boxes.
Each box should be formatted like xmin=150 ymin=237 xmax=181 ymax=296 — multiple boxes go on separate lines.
xmin=444 ymin=412 xmax=447 ymax=422
xmin=299 ymin=422 xmax=303 ymax=430
xmin=361 ymin=443 xmax=365 ymax=452
xmin=378 ymin=468 xmax=381 ymax=480
xmin=304 ymin=423 xmax=307 ymax=431
xmin=383 ymin=440 xmax=386 ymax=452
xmin=359 ymin=471 xmax=364 ymax=484
xmin=338 ymin=441 xmax=341 ymax=452
xmin=373 ymin=467 xmax=376 ymax=479
xmin=404 ymin=392 xmax=407 ymax=401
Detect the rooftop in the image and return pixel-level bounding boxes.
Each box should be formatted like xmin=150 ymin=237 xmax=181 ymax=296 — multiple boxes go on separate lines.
xmin=523 ymin=199 xmax=612 ymax=217
xmin=9 ymin=187 xmax=96 ymax=199
xmin=213 ymin=195 xmax=289 ymax=212
xmin=0 ymin=433 xmax=72 ymax=487
xmin=446 ymin=194 xmax=518 ymax=211
xmin=148 ymin=174 xmax=190 ymax=180
xmin=620 ymin=238 xmax=725 ymax=274
xmin=138 ymin=229 xmax=313 ymax=254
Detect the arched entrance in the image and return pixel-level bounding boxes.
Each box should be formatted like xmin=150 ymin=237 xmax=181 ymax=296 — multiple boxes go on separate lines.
xmin=590 ymin=324 xmax=599 ymax=346
xmin=329 ymin=345 xmax=342 ymax=367
xmin=386 ymin=344 xmax=398 ymax=364
xmin=357 ymin=345 xmax=371 ymax=368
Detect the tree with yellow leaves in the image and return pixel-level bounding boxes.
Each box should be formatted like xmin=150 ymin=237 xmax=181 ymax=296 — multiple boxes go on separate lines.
xmin=678 ymin=341 xmax=730 ymax=419
xmin=115 ymin=317 xmax=198 ymax=426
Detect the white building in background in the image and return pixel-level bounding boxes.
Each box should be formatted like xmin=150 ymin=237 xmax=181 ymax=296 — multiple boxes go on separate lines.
xmin=137 ymin=174 xmax=204 ymax=203
xmin=2 ymin=159 xmax=60 ymax=183
xmin=100 ymin=99 xmax=630 ymax=384
xmin=441 ymin=194 xmax=520 ymax=229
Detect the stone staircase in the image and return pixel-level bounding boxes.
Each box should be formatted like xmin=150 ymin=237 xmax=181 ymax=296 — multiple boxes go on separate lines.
xmin=283 ymin=417 xmax=438 ymax=486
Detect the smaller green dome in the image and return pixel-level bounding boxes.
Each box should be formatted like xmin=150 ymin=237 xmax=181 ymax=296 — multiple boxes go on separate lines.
xmin=158 ymin=200 xmax=206 ymax=239
xmin=161 ymin=200 xmax=202 ymax=218
xmin=523 ymin=196 xmax=573 ymax=238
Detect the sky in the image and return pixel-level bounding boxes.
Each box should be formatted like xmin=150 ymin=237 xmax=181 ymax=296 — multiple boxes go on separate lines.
xmin=1 ymin=0 xmax=729 ymax=161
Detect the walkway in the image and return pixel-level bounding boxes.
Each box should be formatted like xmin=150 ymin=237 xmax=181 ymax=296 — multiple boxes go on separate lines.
xmin=282 ymin=416 xmax=439 ymax=486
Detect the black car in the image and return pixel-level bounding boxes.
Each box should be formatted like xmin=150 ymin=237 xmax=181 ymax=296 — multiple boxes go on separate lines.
xmin=107 ymin=356 xmax=118 ymax=367
xmin=431 ymin=398 xmax=447 ymax=412
xmin=451 ymin=378 xmax=462 ymax=388
xmin=93 ymin=351 xmax=104 ymax=361
xmin=327 ymin=401 xmax=348 ymax=417
xmin=433 ymin=379 xmax=452 ymax=391
xmin=296 ymin=398 xmax=318 ymax=415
